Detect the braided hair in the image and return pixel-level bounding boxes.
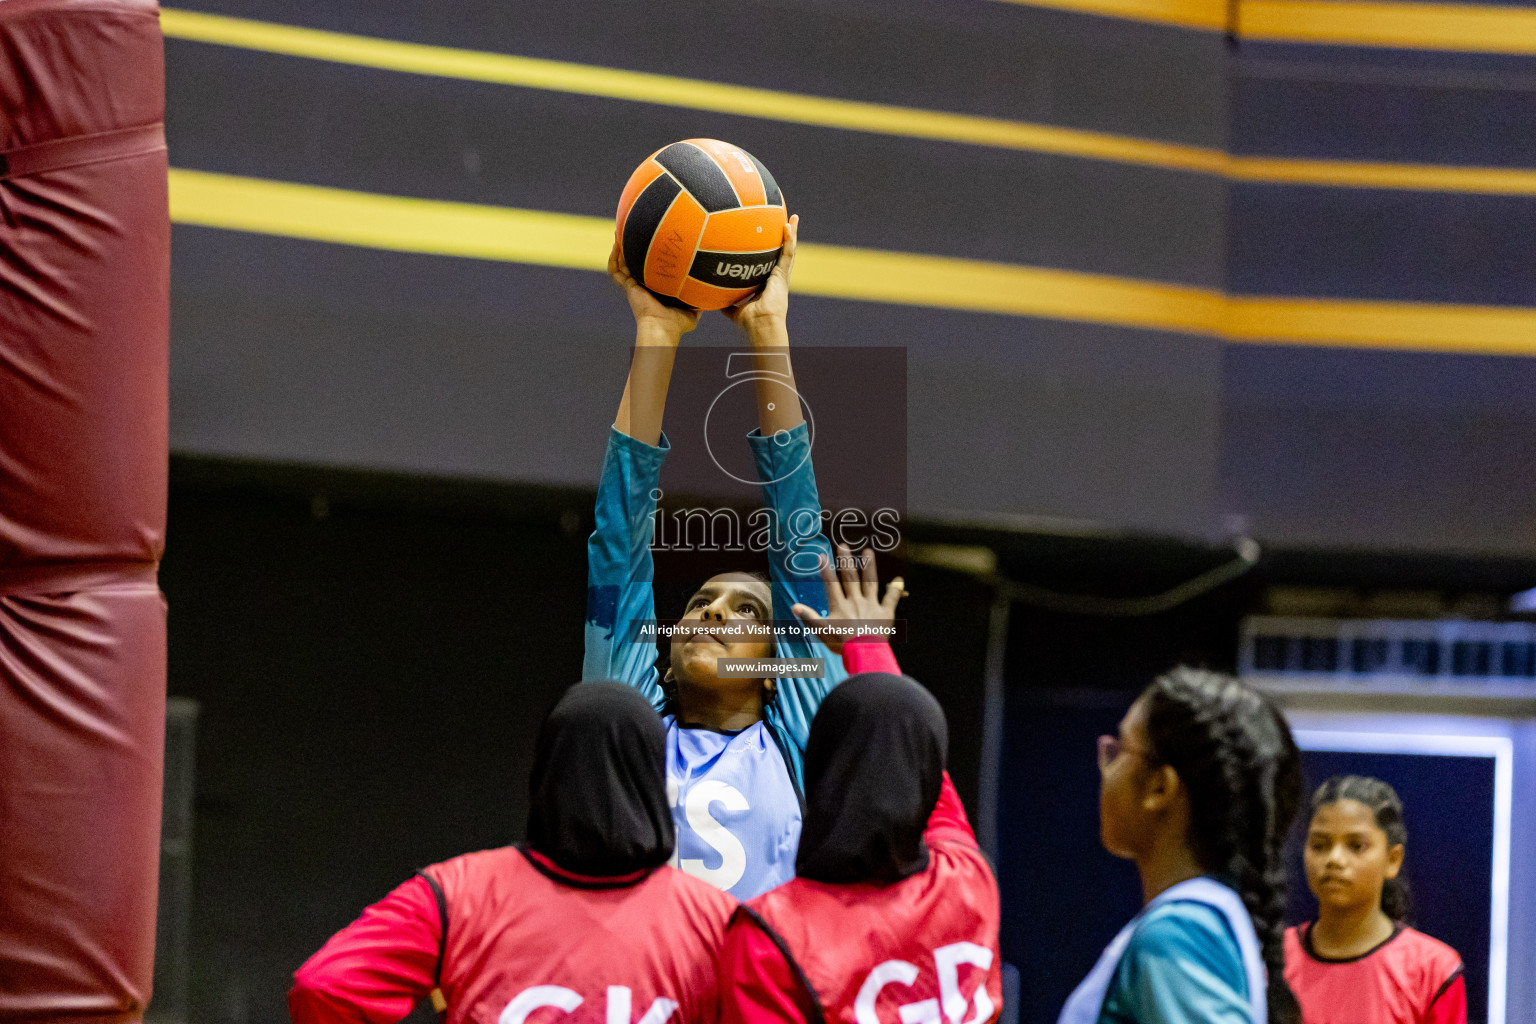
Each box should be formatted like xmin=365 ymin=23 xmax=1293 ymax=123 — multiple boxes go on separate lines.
xmin=1143 ymin=667 xmax=1304 ymax=1024
xmin=1310 ymin=775 xmax=1413 ymax=923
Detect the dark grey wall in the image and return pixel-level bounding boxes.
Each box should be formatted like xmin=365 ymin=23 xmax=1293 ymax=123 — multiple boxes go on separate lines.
xmin=163 ymin=483 xmax=577 ymax=1024
xmin=1223 ymin=41 xmax=1536 ymax=555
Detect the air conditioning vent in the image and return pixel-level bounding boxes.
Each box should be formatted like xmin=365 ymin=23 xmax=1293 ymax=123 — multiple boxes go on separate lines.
xmin=1240 ymin=616 xmax=1536 ymax=698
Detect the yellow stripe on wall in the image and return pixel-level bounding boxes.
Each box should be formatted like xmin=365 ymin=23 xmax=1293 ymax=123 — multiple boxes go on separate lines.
xmin=990 ymin=0 xmax=1536 ymax=55
xmin=1239 ymin=0 xmax=1536 ymax=53
xmin=990 ymin=0 xmax=1229 ymax=30
xmin=158 ymin=9 xmax=1536 ymax=197
xmin=1227 ymin=156 xmax=1536 ymax=196
xmin=170 ymin=167 xmax=614 ymax=268
xmin=157 ymin=8 xmax=1225 ymax=177
xmin=1227 ymin=295 xmax=1536 ymax=354
xmin=168 ymin=169 xmax=1536 ymax=357
xmin=795 ymin=245 xmax=1224 ymax=336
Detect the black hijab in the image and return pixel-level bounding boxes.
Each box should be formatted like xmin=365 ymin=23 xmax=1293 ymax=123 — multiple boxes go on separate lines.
xmin=525 ymin=683 xmax=674 ymax=878
xmin=795 ymin=672 xmax=948 ymax=885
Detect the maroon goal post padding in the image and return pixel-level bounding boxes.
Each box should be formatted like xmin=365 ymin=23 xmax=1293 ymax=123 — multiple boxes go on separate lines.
xmin=0 ymin=0 xmax=170 ymax=1019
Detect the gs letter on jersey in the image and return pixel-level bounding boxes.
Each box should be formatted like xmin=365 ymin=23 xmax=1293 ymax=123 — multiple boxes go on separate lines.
xmin=665 ymin=721 xmax=803 ymax=900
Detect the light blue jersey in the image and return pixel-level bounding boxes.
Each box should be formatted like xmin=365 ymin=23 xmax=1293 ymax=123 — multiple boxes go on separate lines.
xmin=663 ymin=718 xmax=802 ymax=900
xmin=583 ymin=423 xmax=846 ymax=899
xmin=1099 ymin=901 xmax=1254 ymax=1024
xmin=1061 ymin=877 xmax=1261 ymax=1024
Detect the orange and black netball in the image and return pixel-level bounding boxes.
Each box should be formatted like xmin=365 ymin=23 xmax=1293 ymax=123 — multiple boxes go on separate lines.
xmin=615 ymin=139 xmax=787 ymax=311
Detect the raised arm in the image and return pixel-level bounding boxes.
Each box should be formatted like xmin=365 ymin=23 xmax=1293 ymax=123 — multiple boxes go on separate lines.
xmin=582 ymin=244 xmax=700 ymax=701
xmin=609 ymin=239 xmax=697 ymax=446
xmin=792 ymin=546 xmax=905 ymax=659
xmin=725 ymin=215 xmax=804 ymax=441
xmin=789 ymin=545 xmax=905 ymax=704
xmin=727 ymin=218 xmax=822 ymax=612
xmin=800 ymin=567 xmax=971 ymax=845
xmin=719 ymin=219 xmax=851 ymax=759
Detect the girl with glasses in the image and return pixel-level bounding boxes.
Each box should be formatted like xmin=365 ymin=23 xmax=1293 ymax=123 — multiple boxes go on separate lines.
xmin=1059 ymin=669 xmax=1304 ymax=1024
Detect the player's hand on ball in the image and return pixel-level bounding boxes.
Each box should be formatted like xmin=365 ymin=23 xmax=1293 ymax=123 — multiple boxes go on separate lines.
xmin=722 ymin=214 xmax=797 ymax=339
xmin=608 ymin=240 xmax=700 ymax=342
xmin=791 ymin=543 xmax=904 ymax=655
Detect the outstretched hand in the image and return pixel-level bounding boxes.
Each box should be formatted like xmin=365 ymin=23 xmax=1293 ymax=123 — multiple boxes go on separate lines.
xmin=722 ymin=214 xmax=798 ymax=338
xmin=791 ymin=544 xmax=905 ymax=655
xmin=608 ymin=240 xmax=700 ymax=343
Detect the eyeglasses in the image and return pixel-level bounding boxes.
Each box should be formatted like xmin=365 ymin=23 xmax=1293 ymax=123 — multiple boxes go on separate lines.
xmin=1097 ymin=735 xmax=1154 ymax=771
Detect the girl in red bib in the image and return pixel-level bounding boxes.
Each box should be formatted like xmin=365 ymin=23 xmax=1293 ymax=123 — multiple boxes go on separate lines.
xmin=718 ymin=555 xmax=1002 ymax=1024
xmin=1284 ymin=775 xmax=1466 ymax=1024
xmin=288 ymin=683 xmax=737 ymax=1024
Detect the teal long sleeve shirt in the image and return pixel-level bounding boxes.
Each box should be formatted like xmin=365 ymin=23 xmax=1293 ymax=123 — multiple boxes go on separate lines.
xmin=581 ymin=421 xmax=847 ymax=795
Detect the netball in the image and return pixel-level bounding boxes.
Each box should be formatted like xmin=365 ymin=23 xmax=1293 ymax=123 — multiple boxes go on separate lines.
xmin=615 ymin=139 xmax=787 ymax=311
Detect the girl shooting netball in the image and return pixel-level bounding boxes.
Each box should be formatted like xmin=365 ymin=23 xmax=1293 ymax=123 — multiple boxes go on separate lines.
xmin=584 ymin=195 xmax=905 ymax=901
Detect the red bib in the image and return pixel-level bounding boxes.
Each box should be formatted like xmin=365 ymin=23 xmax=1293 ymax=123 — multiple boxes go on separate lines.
xmin=433 ymin=849 xmax=736 ymax=1024
xmin=1284 ymin=923 xmax=1465 ymax=1024
xmin=745 ymin=837 xmax=1002 ymax=1024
